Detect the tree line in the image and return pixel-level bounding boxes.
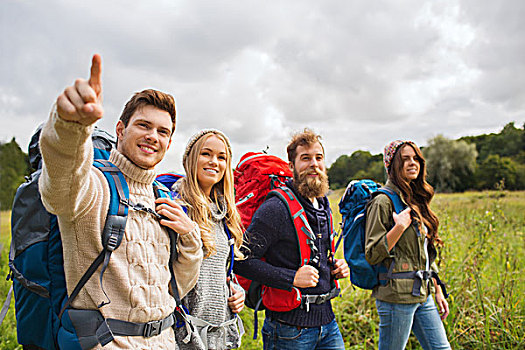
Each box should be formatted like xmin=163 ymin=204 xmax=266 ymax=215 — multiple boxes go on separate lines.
xmin=0 ymin=122 xmax=524 ymax=209
xmin=0 ymin=138 xmax=30 ymax=210
xmin=328 ymin=122 xmax=525 ymax=192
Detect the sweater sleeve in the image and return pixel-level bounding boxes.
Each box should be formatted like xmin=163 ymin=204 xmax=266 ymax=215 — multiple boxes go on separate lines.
xmin=173 ymin=224 xmax=203 ymax=298
xmin=233 ymin=199 xmax=297 ymax=291
xmin=38 ymin=104 xmax=100 ymax=219
xmin=365 ymin=194 xmax=395 ymax=265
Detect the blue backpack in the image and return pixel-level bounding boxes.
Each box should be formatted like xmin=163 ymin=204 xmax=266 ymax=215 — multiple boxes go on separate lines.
xmin=4 ymin=127 xmax=182 ymax=349
xmin=337 ymin=179 xmax=404 ymax=289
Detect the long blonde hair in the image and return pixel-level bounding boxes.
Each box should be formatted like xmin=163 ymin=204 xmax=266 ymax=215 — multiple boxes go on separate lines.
xmin=178 ymin=131 xmax=244 ymax=258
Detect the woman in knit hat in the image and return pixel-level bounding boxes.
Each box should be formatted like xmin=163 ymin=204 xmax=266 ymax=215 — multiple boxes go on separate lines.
xmin=173 ymin=129 xmax=245 ymax=350
xmin=364 ymin=140 xmax=450 ymax=350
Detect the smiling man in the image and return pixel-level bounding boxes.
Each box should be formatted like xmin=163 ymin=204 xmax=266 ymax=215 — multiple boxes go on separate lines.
xmin=38 ymin=54 xmax=203 ymax=349
xmin=234 ymin=128 xmax=350 ymax=350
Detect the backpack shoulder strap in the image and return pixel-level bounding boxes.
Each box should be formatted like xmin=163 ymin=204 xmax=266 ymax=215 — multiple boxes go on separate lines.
xmin=327 ymin=206 xmax=336 ymax=250
xmin=376 ymin=187 xmax=406 ymax=214
xmin=223 ymin=222 xmax=235 ymax=278
xmin=59 ymin=159 xmax=129 ymax=318
xmin=93 ymin=160 xmax=130 ymax=308
xmin=94 ymin=159 xmax=130 ymax=247
xmin=152 ymin=180 xmax=184 ymax=307
xmin=322 ymin=200 xmax=338 ymax=255
xmin=267 ymin=186 xmax=317 ymax=267
xmin=153 ymin=179 xmax=172 ymax=199
xmin=326 ymin=207 xmax=341 ymax=290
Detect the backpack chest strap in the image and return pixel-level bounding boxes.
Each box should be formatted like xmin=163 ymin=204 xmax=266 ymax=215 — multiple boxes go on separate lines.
xmin=300 ymin=286 xmax=341 ymax=312
xmin=107 ymin=313 xmax=175 ymax=338
xmin=67 ymin=309 xmax=178 ymax=349
xmin=185 ymin=313 xmax=245 ymax=349
xmin=378 ymin=269 xmax=448 ymax=299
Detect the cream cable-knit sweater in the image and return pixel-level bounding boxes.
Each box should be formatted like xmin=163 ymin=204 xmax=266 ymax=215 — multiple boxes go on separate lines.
xmin=39 ymin=107 xmax=203 ymax=349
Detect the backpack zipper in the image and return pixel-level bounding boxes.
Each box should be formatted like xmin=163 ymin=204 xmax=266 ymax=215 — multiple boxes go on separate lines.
xmin=236 ymin=192 xmax=254 ymax=206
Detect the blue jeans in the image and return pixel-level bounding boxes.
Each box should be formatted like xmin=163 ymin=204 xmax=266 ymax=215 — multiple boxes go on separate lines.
xmin=262 ymin=317 xmax=345 ymax=350
xmin=376 ymin=295 xmax=451 ymax=350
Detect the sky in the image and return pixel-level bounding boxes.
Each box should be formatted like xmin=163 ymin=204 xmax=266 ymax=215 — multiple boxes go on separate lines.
xmin=1 ymin=0 xmax=524 ymax=173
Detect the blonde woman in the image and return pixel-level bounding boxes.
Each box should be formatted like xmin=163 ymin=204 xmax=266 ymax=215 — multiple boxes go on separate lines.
xmin=170 ymin=129 xmax=245 ymax=350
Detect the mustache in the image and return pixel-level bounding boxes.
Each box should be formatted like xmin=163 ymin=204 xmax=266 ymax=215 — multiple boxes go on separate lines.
xmin=300 ymin=168 xmax=325 ymax=176
xmin=294 ymin=166 xmax=329 ymax=199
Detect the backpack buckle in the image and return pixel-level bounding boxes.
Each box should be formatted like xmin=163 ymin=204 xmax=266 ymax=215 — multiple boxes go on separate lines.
xmin=303 ymin=298 xmax=310 ymax=312
xmin=309 ymin=254 xmax=320 ymax=268
xmin=415 ymin=270 xmax=431 ymax=281
xmin=106 ymin=234 xmax=119 ymax=252
xmin=143 ymin=320 xmax=162 ymax=337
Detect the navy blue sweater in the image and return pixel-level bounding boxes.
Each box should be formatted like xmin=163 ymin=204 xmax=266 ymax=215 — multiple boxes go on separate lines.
xmin=234 ymin=182 xmax=336 ymax=327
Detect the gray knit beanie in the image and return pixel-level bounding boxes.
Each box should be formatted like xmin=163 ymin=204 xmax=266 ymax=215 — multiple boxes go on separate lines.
xmin=183 ymin=129 xmax=232 ymax=166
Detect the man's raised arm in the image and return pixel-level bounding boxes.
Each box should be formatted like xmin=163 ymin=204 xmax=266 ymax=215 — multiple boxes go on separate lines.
xmin=39 ymin=54 xmax=106 ymax=217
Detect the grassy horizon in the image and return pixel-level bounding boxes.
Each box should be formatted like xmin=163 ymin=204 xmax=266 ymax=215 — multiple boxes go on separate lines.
xmin=1 ymin=190 xmax=524 ymax=349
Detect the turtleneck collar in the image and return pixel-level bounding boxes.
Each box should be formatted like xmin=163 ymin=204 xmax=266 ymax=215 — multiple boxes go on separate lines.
xmin=209 ymin=194 xmax=227 ymax=222
xmin=109 ymin=149 xmax=157 ymax=185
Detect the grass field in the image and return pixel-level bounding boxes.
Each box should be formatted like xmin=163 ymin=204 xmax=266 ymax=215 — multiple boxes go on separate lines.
xmin=0 ymin=211 xmax=20 ymax=349
xmin=1 ymin=191 xmax=524 ymax=349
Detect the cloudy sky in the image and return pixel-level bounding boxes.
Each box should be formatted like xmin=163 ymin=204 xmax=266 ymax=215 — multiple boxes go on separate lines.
xmin=1 ymin=0 xmax=524 ymax=173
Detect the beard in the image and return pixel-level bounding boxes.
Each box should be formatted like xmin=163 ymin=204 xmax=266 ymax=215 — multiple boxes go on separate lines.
xmin=294 ymin=167 xmax=330 ymax=199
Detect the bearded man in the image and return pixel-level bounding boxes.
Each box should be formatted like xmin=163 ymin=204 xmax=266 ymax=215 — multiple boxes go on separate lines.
xmin=234 ymin=128 xmax=349 ymax=350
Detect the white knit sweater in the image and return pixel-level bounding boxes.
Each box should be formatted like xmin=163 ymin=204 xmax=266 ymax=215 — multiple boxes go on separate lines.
xmin=39 ymin=107 xmax=203 ymax=349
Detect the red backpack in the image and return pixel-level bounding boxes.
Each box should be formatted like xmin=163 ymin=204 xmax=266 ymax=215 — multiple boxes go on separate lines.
xmin=234 ymin=152 xmax=292 ymax=227
xmin=234 ymin=152 xmax=340 ymax=335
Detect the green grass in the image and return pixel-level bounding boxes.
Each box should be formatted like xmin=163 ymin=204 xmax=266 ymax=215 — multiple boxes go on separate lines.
xmin=1 ymin=191 xmax=524 ymax=349
xmin=1 ymin=211 xmax=21 ymax=349
xmin=329 ymin=190 xmax=525 ymax=349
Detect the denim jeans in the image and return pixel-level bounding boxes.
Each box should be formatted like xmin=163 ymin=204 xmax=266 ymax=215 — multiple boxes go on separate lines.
xmin=376 ymin=295 xmax=451 ymax=350
xmin=262 ymin=317 xmax=345 ymax=350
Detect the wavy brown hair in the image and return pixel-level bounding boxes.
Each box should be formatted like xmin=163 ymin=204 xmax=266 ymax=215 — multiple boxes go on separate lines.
xmin=286 ymin=128 xmax=324 ymax=162
xmin=178 ymin=133 xmax=244 ymax=259
xmin=389 ymin=143 xmax=442 ymax=245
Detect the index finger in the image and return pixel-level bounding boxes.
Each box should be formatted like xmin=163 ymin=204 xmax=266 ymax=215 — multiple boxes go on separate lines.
xmin=88 ymin=54 xmax=102 ymax=94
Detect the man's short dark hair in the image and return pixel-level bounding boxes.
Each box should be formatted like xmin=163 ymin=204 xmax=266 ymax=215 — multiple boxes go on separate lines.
xmin=119 ymin=89 xmax=176 ymax=133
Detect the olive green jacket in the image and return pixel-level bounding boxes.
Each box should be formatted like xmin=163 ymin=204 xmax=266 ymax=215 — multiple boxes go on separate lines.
xmin=364 ymin=180 xmax=438 ymax=304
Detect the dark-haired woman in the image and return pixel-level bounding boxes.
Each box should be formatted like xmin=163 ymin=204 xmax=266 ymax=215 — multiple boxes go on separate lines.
xmin=365 ymin=140 xmax=450 ymax=350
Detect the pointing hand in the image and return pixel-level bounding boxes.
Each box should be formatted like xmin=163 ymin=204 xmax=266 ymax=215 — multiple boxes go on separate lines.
xmin=56 ymin=54 xmax=104 ymax=125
